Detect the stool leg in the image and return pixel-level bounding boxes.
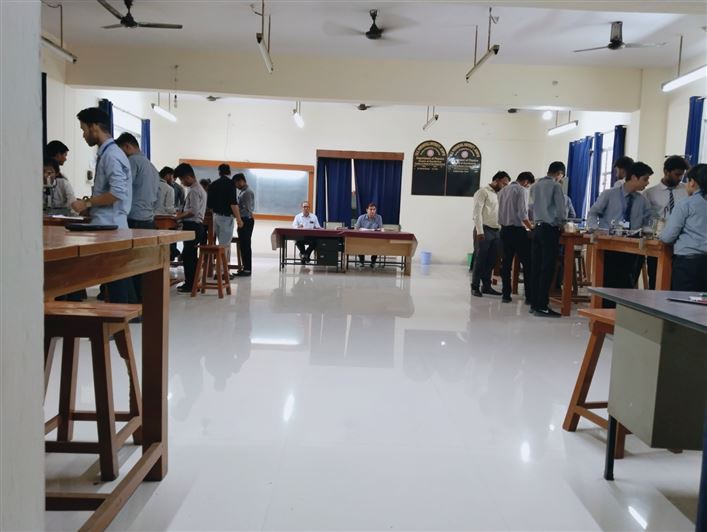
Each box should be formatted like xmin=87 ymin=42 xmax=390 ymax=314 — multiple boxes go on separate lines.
xmin=201 ymin=251 xmax=210 ymax=294
xmin=215 ymin=251 xmax=224 ymax=299
xmin=113 ymin=328 xmax=143 ymax=445
xmin=223 ymin=249 xmax=232 ymax=295
xmin=90 ymin=326 xmax=119 ymax=481
xmin=57 ymin=337 xmax=80 ymax=442
xmin=191 ymin=250 xmax=205 ymax=297
xmin=615 ymin=424 xmax=627 ymax=459
xmin=44 ymin=336 xmax=58 ymax=399
xmin=563 ymin=324 xmax=606 ymax=432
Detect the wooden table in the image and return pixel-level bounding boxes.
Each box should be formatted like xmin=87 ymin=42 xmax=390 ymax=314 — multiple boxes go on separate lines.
xmin=550 ymin=232 xmax=590 ymax=316
xmin=271 ymin=228 xmax=418 ymax=276
xmin=586 ymin=234 xmax=673 ymax=308
xmin=43 ymin=226 xmax=193 ymax=531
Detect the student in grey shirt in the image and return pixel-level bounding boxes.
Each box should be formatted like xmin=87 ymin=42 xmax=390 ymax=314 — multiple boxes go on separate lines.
xmin=528 ymin=162 xmax=567 ymax=317
xmin=116 ymin=133 xmax=159 ymax=229
xmin=660 ymin=164 xmax=707 ymax=291
xmin=234 ymin=173 xmax=255 ymax=276
xmin=498 ymin=171 xmax=535 ymax=303
xmin=175 ymin=163 xmax=207 ymax=293
xmin=587 ymin=161 xmax=654 ymax=306
xmin=155 ymin=176 xmax=176 ymax=215
xmin=354 ymin=202 xmax=384 ymax=267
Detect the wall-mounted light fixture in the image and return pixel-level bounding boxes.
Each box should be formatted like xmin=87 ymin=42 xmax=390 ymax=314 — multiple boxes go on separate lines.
xmin=254 ymin=0 xmax=273 ymax=73
xmin=40 ymin=2 xmax=77 ymax=63
xmin=422 ymin=105 xmax=438 ymax=131
xmin=292 ymin=101 xmax=304 ymax=128
xmin=547 ymin=110 xmax=578 ymax=136
xmin=661 ymin=35 xmax=707 ymax=92
xmin=465 ymin=8 xmax=500 ymax=82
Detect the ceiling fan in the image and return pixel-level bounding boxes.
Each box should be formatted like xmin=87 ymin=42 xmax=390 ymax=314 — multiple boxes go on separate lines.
xmin=365 ymin=9 xmax=383 ymax=40
xmin=574 ymin=21 xmax=665 ymax=53
xmin=97 ymin=0 xmax=183 ymax=30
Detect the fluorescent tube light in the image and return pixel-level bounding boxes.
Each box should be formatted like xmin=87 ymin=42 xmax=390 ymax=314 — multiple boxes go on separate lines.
xmin=542 ymin=110 xmax=553 ymax=120
xmin=151 ymin=103 xmax=177 ymax=123
xmin=256 ymin=33 xmax=274 ymax=73
xmin=465 ymin=44 xmax=499 ymax=82
xmin=293 ymin=110 xmax=304 ymax=128
xmin=422 ymin=114 xmax=438 ymax=131
xmin=547 ymin=120 xmax=578 ymax=136
xmin=661 ymin=64 xmax=707 ymax=92
xmin=41 ymin=36 xmax=77 ymax=64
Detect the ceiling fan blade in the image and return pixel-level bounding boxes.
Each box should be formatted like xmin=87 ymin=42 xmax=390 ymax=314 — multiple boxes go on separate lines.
xmin=136 ymin=22 xmax=184 ymax=29
xmin=97 ymin=0 xmax=124 ymax=20
xmin=610 ymin=21 xmax=623 ymax=43
xmin=102 ymin=24 xmax=124 ymax=29
xmin=573 ymin=45 xmax=609 ymax=53
xmin=624 ymin=42 xmax=667 ymax=48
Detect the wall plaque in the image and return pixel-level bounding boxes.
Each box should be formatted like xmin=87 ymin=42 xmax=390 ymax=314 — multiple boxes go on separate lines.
xmin=411 ymin=140 xmax=447 ymax=196
xmin=446 ymin=141 xmax=482 ymax=197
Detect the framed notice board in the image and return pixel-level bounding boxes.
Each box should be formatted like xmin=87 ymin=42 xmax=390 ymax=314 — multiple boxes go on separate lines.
xmin=181 ymin=159 xmax=314 ymax=221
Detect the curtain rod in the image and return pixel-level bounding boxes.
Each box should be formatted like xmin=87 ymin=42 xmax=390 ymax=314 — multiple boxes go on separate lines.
xmin=111 ymin=103 xmax=145 ymax=122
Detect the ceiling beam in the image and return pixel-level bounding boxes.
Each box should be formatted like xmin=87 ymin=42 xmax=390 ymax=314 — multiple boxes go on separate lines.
xmin=487 ymin=1 xmax=706 ymax=14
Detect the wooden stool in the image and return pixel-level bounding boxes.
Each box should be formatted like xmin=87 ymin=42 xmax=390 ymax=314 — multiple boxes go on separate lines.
xmin=44 ymin=302 xmax=143 ymax=481
xmin=192 ymin=244 xmax=232 ymax=298
xmin=563 ymin=308 xmax=629 ymax=458
xmin=228 ymin=236 xmax=244 ymax=273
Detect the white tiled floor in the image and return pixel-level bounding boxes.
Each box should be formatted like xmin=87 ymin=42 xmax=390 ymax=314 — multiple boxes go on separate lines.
xmin=44 ymin=260 xmax=701 ymax=531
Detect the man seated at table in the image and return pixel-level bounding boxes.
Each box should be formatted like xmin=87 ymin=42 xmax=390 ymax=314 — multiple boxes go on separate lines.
xmin=587 ymin=161 xmax=653 ymax=306
xmin=354 ymin=202 xmax=383 ymax=267
xmin=292 ymin=200 xmax=321 ymax=264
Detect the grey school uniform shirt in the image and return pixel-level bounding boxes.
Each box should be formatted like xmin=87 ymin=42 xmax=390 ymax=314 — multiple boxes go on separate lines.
xmin=127 ymin=150 xmax=160 ymax=221
xmin=183 ymin=183 xmax=207 ymax=223
xmin=91 ymin=138 xmax=131 ymax=228
xmin=237 ymin=185 xmax=255 ymax=218
xmin=660 ymin=192 xmax=707 ymax=256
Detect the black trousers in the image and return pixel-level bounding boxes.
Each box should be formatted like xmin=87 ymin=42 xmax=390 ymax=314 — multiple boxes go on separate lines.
xmin=358 ymin=254 xmax=378 ymax=265
xmin=182 ymin=221 xmax=206 ymax=289
xmin=646 ymin=256 xmax=658 ymax=290
xmin=530 ymin=224 xmax=560 ymax=310
xmin=672 ymin=254 xmax=707 ymax=291
xmin=600 ymin=251 xmax=638 ymax=308
xmin=296 ymin=238 xmax=316 ymax=257
xmin=471 ymin=225 xmax=500 ymax=290
xmin=127 ymin=218 xmax=155 ymax=302
xmin=500 ymin=226 xmax=532 ymax=301
xmin=238 ymin=217 xmax=255 ymax=272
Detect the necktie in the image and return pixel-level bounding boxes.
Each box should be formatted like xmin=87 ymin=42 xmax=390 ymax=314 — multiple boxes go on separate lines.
xmin=668 ymin=188 xmax=674 ymax=214
xmin=623 ymin=194 xmax=634 ymax=223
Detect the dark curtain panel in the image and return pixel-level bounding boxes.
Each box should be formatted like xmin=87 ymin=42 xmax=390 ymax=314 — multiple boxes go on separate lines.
xmin=611 ymin=125 xmax=626 ymax=185
xmin=41 ymin=73 xmax=47 ymax=150
xmin=567 ymin=136 xmax=592 ymax=218
xmin=315 ymin=158 xmax=352 ymax=224
xmin=685 ymin=96 xmax=705 ymax=166
xmin=589 ymin=132 xmax=604 ymax=210
xmin=315 ymin=157 xmax=327 ymax=223
xmin=141 ymin=119 xmax=151 ymax=159
xmin=98 ymin=98 xmax=114 ymax=137
xmin=353 ymin=159 xmax=402 ymax=224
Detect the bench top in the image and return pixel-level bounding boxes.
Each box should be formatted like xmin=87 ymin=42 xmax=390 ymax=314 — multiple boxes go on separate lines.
xmin=578 ymin=308 xmax=616 ymax=326
xmin=44 ymin=302 xmax=142 ymax=322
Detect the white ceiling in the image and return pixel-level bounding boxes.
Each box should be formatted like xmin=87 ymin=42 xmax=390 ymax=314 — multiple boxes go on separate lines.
xmin=43 ymin=1 xmax=706 ymax=68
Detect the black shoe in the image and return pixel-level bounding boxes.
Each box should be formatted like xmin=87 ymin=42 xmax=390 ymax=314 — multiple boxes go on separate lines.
xmin=529 ymin=307 xmax=536 ymax=314
xmin=471 ymin=287 xmax=483 ymax=297
xmin=234 ymin=270 xmax=251 ymax=277
xmin=305 ymin=255 xmax=312 ymax=264
xmin=534 ymin=307 xmax=561 ymax=318
xmin=176 ymin=284 xmax=192 ymax=293
xmin=502 ymin=296 xmax=512 ymax=303
xmin=482 ymin=287 xmax=502 ymax=296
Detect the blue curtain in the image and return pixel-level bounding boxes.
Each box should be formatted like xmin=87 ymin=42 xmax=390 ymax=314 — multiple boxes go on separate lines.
xmin=314 ymin=158 xmax=352 ymax=224
xmin=589 ymin=132 xmax=603 ymax=208
xmin=98 ymin=98 xmax=114 ymax=137
xmin=353 ymin=159 xmax=402 ymax=224
xmin=567 ymin=136 xmax=592 ymax=218
xmin=141 ymin=119 xmax=151 ymax=159
xmin=685 ymin=96 xmax=705 ymax=166
xmin=611 ymin=125 xmax=626 ymax=185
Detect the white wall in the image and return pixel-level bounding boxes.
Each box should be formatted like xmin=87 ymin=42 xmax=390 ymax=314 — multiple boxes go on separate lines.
xmin=1 ymin=2 xmax=45 ymax=530
xmin=663 ymin=56 xmax=707 ymax=159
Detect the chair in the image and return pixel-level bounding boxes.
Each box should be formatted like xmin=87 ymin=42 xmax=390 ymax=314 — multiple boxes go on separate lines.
xmin=192 ymin=245 xmax=232 ymax=298
xmin=228 ymin=237 xmax=243 ymax=273
xmin=563 ymin=308 xmax=629 ymax=458
xmin=44 ymin=302 xmax=143 ymax=481
xmin=325 ymin=221 xmax=345 ymax=229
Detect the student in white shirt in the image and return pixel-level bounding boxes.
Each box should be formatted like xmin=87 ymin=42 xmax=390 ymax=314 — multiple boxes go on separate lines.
xmin=292 ymin=201 xmax=321 ymax=263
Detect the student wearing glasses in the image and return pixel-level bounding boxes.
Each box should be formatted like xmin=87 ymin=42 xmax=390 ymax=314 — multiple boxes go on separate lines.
xmin=292 ymin=201 xmax=321 ymax=264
